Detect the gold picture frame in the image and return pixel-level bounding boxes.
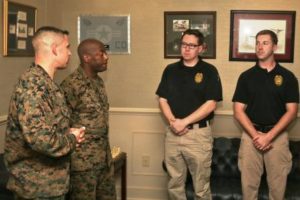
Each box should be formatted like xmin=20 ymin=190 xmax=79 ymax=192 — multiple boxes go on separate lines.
xmin=3 ymin=0 xmax=37 ymax=56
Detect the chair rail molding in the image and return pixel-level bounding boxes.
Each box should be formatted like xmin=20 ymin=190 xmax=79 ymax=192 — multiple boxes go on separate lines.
xmin=0 ymin=115 xmax=7 ymax=125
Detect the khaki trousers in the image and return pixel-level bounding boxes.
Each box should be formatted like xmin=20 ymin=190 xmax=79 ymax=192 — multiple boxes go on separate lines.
xmin=165 ymin=125 xmax=213 ymax=200
xmin=238 ymin=132 xmax=292 ymax=200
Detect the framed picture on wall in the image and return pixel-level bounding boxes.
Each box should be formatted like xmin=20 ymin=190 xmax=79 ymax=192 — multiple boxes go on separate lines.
xmin=3 ymin=0 xmax=37 ymax=56
xmin=164 ymin=11 xmax=216 ymax=59
xmin=78 ymin=15 xmax=130 ymax=54
xmin=229 ymin=10 xmax=296 ymax=62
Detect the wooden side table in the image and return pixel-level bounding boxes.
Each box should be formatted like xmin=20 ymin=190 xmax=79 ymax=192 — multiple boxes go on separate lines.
xmin=113 ymin=152 xmax=127 ymax=200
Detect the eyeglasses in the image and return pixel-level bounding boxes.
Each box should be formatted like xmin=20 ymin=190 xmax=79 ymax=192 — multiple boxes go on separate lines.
xmin=181 ymin=42 xmax=200 ymax=50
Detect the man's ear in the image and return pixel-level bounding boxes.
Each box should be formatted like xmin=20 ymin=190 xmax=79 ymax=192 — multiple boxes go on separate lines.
xmin=198 ymin=44 xmax=204 ymax=54
xmin=273 ymin=44 xmax=278 ymax=53
xmin=51 ymin=44 xmax=58 ymax=56
xmin=83 ymin=54 xmax=90 ymax=63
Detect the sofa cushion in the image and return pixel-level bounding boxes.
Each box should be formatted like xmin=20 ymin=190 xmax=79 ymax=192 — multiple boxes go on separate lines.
xmin=211 ymin=137 xmax=241 ymax=178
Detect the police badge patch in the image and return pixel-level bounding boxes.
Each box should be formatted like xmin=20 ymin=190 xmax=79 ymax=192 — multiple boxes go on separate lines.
xmin=195 ymin=73 xmax=203 ymax=83
xmin=274 ymin=75 xmax=283 ymax=86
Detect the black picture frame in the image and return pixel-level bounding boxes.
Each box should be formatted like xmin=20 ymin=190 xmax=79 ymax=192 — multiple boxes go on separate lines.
xmin=3 ymin=0 xmax=37 ymax=56
xmin=164 ymin=11 xmax=216 ymax=59
xmin=229 ymin=10 xmax=296 ymax=62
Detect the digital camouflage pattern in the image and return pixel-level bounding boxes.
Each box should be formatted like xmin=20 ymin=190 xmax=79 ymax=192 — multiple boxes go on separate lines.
xmin=70 ymin=164 xmax=116 ymax=200
xmin=4 ymin=65 xmax=77 ymax=199
xmin=60 ymin=66 xmax=116 ymax=199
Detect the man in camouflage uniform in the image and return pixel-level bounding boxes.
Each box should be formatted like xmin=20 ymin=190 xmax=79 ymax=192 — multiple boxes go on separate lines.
xmin=60 ymin=39 xmax=116 ymax=200
xmin=4 ymin=26 xmax=85 ymax=200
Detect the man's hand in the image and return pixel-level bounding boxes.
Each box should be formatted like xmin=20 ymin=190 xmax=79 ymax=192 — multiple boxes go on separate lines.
xmin=253 ymin=133 xmax=272 ymax=151
xmin=170 ymin=119 xmax=188 ymax=135
xmin=176 ymin=128 xmax=189 ymax=136
xmin=70 ymin=127 xmax=85 ymax=146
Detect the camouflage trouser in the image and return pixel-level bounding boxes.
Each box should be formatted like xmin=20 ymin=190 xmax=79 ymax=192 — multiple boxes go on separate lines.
xmin=69 ymin=164 xmax=116 ymax=200
xmin=14 ymin=194 xmax=65 ymax=200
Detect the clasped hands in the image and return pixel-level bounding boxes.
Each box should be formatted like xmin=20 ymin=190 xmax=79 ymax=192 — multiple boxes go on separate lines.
xmin=69 ymin=127 xmax=85 ymax=146
xmin=169 ymin=119 xmax=189 ymax=136
xmin=252 ymin=132 xmax=272 ymax=152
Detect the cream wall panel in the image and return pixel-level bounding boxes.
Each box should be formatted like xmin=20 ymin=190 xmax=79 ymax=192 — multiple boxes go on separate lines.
xmin=132 ymin=131 xmax=165 ymax=176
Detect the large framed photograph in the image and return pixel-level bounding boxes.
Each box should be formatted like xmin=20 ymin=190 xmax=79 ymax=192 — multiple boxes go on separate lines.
xmin=164 ymin=11 xmax=216 ymax=59
xmin=78 ymin=15 xmax=130 ymax=54
xmin=229 ymin=10 xmax=296 ymax=62
xmin=3 ymin=0 xmax=37 ymax=56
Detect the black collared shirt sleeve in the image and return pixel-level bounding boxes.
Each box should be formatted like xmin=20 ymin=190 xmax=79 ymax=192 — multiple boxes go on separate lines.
xmin=232 ymin=73 xmax=248 ymax=104
xmin=205 ymin=66 xmax=223 ymax=102
xmin=156 ymin=67 xmax=169 ymax=99
xmin=285 ymin=73 xmax=299 ymax=103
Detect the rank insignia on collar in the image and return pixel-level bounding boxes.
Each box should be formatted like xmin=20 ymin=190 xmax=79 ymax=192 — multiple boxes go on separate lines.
xmin=274 ymin=75 xmax=283 ymax=86
xmin=195 ymin=73 xmax=203 ymax=83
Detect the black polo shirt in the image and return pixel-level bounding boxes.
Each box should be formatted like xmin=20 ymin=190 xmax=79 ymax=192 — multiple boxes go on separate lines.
xmin=156 ymin=58 xmax=222 ymax=121
xmin=232 ymin=63 xmax=299 ymax=125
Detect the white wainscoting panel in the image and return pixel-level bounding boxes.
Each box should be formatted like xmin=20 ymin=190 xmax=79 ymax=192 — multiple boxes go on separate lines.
xmin=132 ymin=131 xmax=165 ymax=176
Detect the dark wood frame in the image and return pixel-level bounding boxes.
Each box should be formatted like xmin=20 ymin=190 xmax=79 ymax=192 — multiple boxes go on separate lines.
xmin=3 ymin=0 xmax=37 ymax=56
xmin=229 ymin=10 xmax=296 ymax=62
xmin=164 ymin=11 xmax=216 ymax=59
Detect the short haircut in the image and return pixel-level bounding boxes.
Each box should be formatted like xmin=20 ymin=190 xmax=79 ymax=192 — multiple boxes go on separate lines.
xmin=32 ymin=26 xmax=69 ymax=51
xmin=33 ymin=26 xmax=69 ymax=39
xmin=77 ymin=38 xmax=104 ymax=63
xmin=256 ymin=29 xmax=278 ymax=45
xmin=181 ymin=29 xmax=204 ymax=45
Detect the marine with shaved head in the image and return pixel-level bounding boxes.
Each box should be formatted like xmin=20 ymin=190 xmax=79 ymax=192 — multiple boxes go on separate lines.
xmin=61 ymin=38 xmax=116 ymax=200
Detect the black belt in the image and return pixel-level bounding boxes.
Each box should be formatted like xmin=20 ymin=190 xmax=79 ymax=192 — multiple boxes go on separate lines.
xmin=187 ymin=121 xmax=210 ymax=129
xmin=253 ymin=124 xmax=274 ymax=133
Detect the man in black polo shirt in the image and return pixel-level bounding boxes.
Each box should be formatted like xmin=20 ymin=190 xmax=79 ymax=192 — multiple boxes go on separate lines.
xmin=156 ymin=29 xmax=222 ymax=199
xmin=232 ymin=29 xmax=299 ymax=200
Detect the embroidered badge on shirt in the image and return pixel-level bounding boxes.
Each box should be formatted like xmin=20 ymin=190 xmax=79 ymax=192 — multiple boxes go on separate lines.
xmin=195 ymin=73 xmax=203 ymax=83
xmin=274 ymin=75 xmax=283 ymax=86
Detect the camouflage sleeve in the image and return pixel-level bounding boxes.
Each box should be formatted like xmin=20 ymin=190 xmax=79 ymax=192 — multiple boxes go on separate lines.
xmin=60 ymin=81 xmax=77 ymax=109
xmin=17 ymin=91 xmax=76 ymax=157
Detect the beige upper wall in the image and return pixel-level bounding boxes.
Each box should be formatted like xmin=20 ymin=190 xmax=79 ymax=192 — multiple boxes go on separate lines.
xmin=0 ymin=0 xmax=300 ymax=115
xmin=0 ymin=0 xmax=47 ymax=115
xmin=48 ymin=0 xmax=300 ymax=111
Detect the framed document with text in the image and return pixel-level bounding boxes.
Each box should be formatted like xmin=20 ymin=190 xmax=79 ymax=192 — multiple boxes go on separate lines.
xmin=78 ymin=15 xmax=130 ymax=54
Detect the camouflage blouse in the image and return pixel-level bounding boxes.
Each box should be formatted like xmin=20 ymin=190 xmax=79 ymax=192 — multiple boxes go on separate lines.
xmin=60 ymin=67 xmax=111 ymax=171
xmin=4 ymin=65 xmax=77 ymax=198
